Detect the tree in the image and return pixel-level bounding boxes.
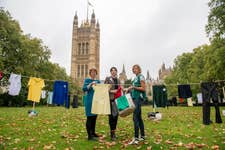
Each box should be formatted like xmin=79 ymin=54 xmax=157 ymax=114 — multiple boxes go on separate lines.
xmin=206 ymin=0 xmax=225 ymax=39
xmin=0 ymin=8 xmax=81 ymax=106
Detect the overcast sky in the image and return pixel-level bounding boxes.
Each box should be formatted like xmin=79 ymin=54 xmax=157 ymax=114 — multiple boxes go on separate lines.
xmin=1 ymin=0 xmax=209 ymax=80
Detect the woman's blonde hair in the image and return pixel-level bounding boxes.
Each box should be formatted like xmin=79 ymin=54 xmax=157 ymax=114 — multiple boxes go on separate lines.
xmin=132 ymin=64 xmax=142 ymax=73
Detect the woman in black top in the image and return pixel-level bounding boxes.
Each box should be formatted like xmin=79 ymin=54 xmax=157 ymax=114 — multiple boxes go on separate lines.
xmin=104 ymin=67 xmax=120 ymax=141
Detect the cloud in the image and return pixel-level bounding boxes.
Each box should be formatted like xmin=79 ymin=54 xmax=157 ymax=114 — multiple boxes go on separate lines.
xmin=1 ymin=0 xmax=209 ymax=79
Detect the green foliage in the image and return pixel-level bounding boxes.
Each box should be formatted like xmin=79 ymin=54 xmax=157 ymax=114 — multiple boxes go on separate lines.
xmin=206 ymin=0 xmax=225 ymax=39
xmin=165 ymin=41 xmax=225 ymax=98
xmin=0 ymin=8 xmax=81 ymax=106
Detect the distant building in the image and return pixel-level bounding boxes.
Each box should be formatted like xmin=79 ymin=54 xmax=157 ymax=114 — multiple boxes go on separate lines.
xmin=158 ymin=63 xmax=172 ymax=81
xmin=145 ymin=63 xmax=172 ymax=100
xmin=146 ymin=70 xmax=152 ymax=99
xmin=119 ymin=64 xmax=127 ymax=87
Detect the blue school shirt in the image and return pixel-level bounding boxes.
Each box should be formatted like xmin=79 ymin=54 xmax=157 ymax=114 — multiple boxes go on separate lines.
xmin=53 ymin=81 xmax=69 ymax=107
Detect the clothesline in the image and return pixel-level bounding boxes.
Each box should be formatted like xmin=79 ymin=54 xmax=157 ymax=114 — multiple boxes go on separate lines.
xmin=2 ymin=71 xmax=69 ymax=83
xmin=1 ymin=71 xmax=225 ymax=87
xmin=101 ymin=80 xmax=225 ymax=86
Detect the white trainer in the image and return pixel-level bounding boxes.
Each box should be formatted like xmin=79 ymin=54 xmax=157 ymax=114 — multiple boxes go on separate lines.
xmin=139 ymin=136 xmax=145 ymax=141
xmin=128 ymin=138 xmax=139 ymax=145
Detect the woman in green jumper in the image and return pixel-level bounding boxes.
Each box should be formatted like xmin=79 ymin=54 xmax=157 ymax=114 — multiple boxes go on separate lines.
xmin=127 ymin=64 xmax=146 ymax=145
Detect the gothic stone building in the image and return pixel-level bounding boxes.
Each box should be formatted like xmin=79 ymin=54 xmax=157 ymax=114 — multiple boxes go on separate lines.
xmin=70 ymin=11 xmax=100 ymax=83
xmin=158 ymin=63 xmax=172 ymax=81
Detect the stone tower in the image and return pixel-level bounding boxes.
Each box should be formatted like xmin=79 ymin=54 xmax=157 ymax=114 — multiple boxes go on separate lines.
xmin=119 ymin=64 xmax=127 ymax=87
xmin=70 ymin=11 xmax=100 ymax=83
xmin=158 ymin=62 xmax=171 ymax=81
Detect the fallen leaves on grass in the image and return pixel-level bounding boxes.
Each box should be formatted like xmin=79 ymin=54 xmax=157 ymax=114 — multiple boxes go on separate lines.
xmin=196 ymin=143 xmax=206 ymax=148
xmin=27 ymin=138 xmax=36 ymax=142
xmin=165 ymin=139 xmax=173 ymax=145
xmin=43 ymin=144 xmax=56 ymax=150
xmin=154 ymin=134 xmax=162 ymax=144
xmin=211 ymin=145 xmax=219 ymax=150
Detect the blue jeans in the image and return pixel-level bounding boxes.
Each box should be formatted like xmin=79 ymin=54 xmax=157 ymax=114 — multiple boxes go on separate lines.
xmin=133 ymin=99 xmax=145 ymax=138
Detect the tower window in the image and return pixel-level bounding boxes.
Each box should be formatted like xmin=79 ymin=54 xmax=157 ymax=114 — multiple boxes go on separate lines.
xmin=78 ymin=43 xmax=81 ymax=55
xmin=86 ymin=42 xmax=89 ymax=54
xmin=81 ymin=65 xmax=84 ymax=77
xmin=77 ymin=65 xmax=80 ymax=78
xmin=82 ymin=43 xmax=85 ymax=55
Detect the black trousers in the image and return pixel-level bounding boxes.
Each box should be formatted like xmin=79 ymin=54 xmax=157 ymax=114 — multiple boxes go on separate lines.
xmin=108 ymin=100 xmax=118 ymax=131
xmin=86 ymin=116 xmax=97 ymax=137
xmin=133 ymin=99 xmax=145 ymax=138
xmin=201 ymin=82 xmax=222 ymax=125
xmin=108 ymin=114 xmax=118 ymax=131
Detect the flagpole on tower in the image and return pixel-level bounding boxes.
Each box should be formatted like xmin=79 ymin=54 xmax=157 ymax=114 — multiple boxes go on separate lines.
xmin=87 ymin=0 xmax=94 ymax=21
xmin=87 ymin=0 xmax=89 ymax=21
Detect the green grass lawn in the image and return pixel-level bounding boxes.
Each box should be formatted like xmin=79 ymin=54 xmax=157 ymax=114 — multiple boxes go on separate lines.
xmin=0 ymin=106 xmax=225 ymax=149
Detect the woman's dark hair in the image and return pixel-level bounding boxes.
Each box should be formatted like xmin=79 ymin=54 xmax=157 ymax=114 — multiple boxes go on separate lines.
xmin=110 ymin=67 xmax=117 ymax=72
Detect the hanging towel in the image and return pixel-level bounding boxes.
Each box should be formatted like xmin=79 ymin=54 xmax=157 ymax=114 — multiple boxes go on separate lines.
xmin=91 ymin=84 xmax=111 ymax=115
xmin=27 ymin=77 xmax=45 ymax=102
xmin=8 ymin=73 xmax=21 ymax=96
xmin=197 ymin=93 xmax=203 ymax=104
xmin=178 ymin=84 xmax=192 ymax=98
xmin=0 ymin=86 xmax=8 ymax=95
xmin=47 ymin=91 xmax=53 ymax=104
xmin=187 ymin=97 xmax=193 ymax=106
xmin=179 ymin=98 xmax=184 ymax=103
xmin=41 ymin=90 xmax=46 ymax=99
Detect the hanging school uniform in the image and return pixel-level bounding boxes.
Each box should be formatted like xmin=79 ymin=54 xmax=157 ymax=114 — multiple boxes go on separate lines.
xmin=72 ymin=95 xmax=79 ymax=108
xmin=197 ymin=93 xmax=203 ymax=104
xmin=52 ymin=81 xmax=69 ymax=107
xmin=27 ymin=77 xmax=45 ymax=102
xmin=178 ymin=84 xmax=192 ymax=99
xmin=91 ymin=84 xmax=111 ymax=115
xmin=8 ymin=73 xmax=21 ymax=96
xmin=47 ymin=91 xmax=53 ymax=104
xmin=201 ymin=82 xmax=222 ymax=125
xmin=41 ymin=90 xmax=46 ymax=99
xmin=152 ymin=85 xmax=168 ymax=107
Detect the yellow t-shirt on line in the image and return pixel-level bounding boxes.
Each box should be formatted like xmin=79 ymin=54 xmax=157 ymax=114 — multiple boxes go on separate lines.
xmin=27 ymin=77 xmax=45 ymax=102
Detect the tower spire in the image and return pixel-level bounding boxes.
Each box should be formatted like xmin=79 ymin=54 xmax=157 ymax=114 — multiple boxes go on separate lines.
xmin=122 ymin=64 xmax=126 ymax=73
xmin=146 ymin=70 xmax=150 ymax=80
xmin=86 ymin=0 xmax=89 ymax=21
xmin=73 ymin=11 xmax=78 ymax=26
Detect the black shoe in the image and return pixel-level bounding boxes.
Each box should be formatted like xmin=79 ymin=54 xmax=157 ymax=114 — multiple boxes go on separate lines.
xmin=111 ymin=131 xmax=116 ymax=141
xmin=92 ymin=133 xmax=99 ymax=137
xmin=88 ymin=136 xmax=97 ymax=141
xmin=203 ymin=120 xmax=213 ymax=125
xmin=216 ymin=120 xmax=222 ymax=124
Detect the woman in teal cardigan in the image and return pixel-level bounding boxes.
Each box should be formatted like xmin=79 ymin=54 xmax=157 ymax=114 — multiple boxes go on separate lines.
xmin=82 ymin=68 xmax=100 ymax=141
